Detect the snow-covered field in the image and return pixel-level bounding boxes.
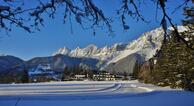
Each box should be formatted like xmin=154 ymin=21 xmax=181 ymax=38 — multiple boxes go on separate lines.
xmin=0 ymin=81 xmax=194 ymax=106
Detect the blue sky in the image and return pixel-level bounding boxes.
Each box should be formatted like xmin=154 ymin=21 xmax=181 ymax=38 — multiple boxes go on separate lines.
xmin=0 ymin=1 xmax=189 ymax=60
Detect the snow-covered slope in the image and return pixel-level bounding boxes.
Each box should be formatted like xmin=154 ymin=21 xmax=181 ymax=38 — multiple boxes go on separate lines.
xmin=1 ymin=81 xmax=194 ymax=106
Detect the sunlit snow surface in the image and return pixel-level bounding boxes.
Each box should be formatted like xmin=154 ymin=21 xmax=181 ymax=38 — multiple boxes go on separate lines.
xmin=0 ymin=81 xmax=194 ymax=106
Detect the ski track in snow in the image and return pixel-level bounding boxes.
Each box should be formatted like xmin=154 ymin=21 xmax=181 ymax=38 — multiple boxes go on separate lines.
xmin=0 ymin=81 xmax=194 ymax=106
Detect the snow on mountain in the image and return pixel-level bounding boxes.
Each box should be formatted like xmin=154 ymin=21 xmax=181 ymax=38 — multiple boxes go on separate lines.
xmin=54 ymin=46 xmax=70 ymax=55
xmin=70 ymin=44 xmax=99 ymax=57
xmin=53 ymin=28 xmax=163 ymax=65
xmin=108 ymin=28 xmax=164 ymax=64
xmin=28 ymin=64 xmax=54 ymax=75
xmin=53 ymin=26 xmax=188 ymax=68
xmin=53 ymin=43 xmax=127 ymax=62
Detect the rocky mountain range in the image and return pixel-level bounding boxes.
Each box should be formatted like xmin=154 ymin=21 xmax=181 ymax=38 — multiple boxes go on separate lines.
xmin=54 ymin=27 xmax=164 ymax=63
xmin=0 ymin=26 xmax=187 ymax=75
xmin=53 ymin=27 xmax=165 ymax=73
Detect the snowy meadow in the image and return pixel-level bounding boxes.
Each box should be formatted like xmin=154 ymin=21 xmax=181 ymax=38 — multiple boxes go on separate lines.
xmin=0 ymin=81 xmax=194 ymax=106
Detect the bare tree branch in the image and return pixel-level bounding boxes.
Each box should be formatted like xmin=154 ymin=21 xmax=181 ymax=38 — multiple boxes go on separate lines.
xmin=0 ymin=0 xmax=193 ymax=51
xmin=117 ymin=0 xmax=149 ymax=30
xmin=172 ymin=0 xmax=190 ymax=14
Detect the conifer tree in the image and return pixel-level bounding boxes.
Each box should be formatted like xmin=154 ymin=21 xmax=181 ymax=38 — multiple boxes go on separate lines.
xmin=132 ymin=61 xmax=141 ymax=79
xmin=153 ymin=29 xmax=194 ymax=89
xmin=21 ymin=69 xmax=29 ymax=83
xmin=61 ymin=67 xmax=68 ymax=81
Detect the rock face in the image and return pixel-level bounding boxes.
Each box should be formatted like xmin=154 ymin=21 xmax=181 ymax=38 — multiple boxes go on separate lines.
xmin=104 ymin=53 xmax=143 ymax=74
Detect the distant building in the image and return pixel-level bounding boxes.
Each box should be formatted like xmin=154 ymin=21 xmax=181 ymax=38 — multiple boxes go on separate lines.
xmin=93 ymin=71 xmax=115 ymax=81
xmin=75 ymin=74 xmax=86 ymax=80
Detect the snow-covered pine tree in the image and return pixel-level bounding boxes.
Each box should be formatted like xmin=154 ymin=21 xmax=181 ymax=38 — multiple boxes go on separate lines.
xmin=153 ymin=27 xmax=194 ymax=90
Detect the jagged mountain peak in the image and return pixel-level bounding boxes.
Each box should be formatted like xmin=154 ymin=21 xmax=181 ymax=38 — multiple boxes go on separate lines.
xmin=55 ymin=46 xmax=71 ymax=55
xmin=53 ymin=26 xmax=188 ymax=68
xmin=53 ymin=27 xmax=165 ymax=61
